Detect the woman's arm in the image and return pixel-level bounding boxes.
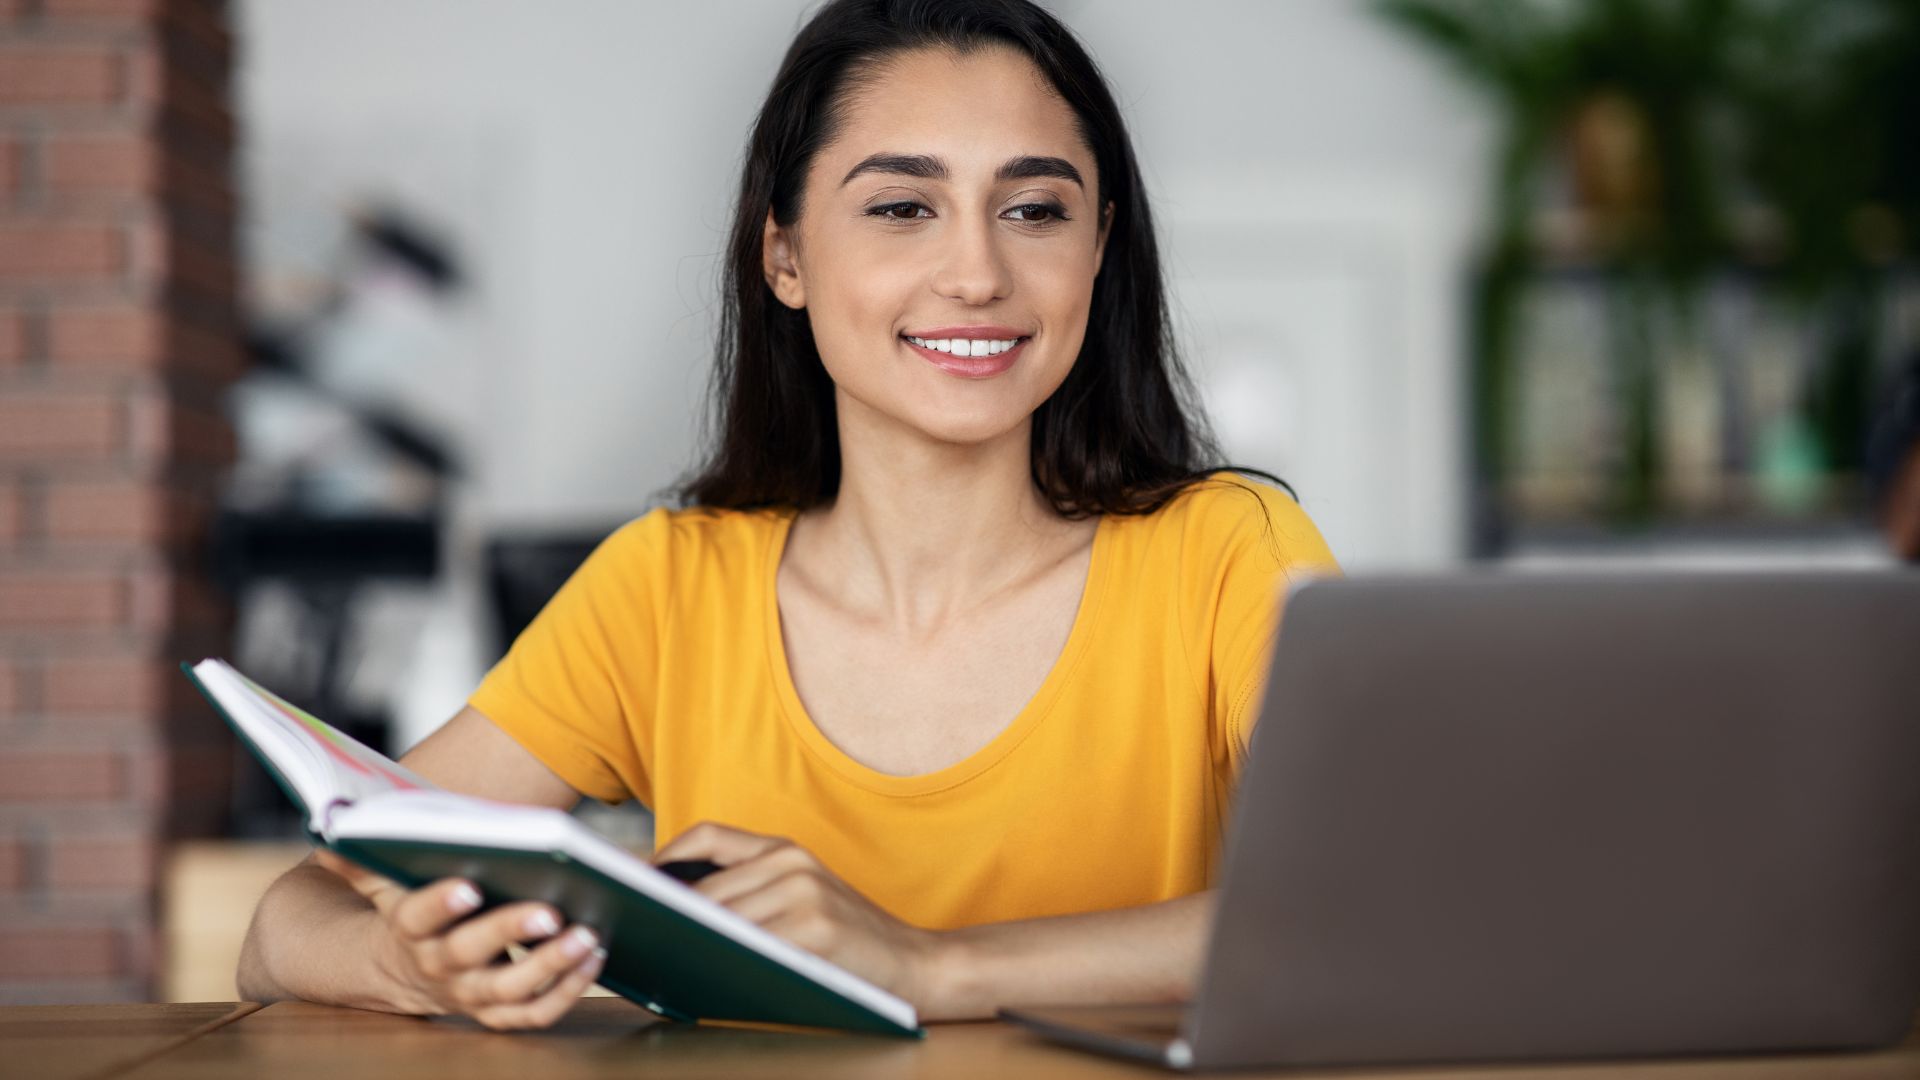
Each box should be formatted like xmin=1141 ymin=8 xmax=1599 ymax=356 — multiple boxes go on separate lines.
xmin=650 ymin=822 xmax=1214 ymax=1021
xmin=237 ymin=706 xmax=595 ymax=1021
xmin=931 ymin=891 xmax=1213 ymax=1019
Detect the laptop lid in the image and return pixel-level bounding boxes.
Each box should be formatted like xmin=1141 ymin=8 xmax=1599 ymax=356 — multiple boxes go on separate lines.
xmin=1185 ymin=573 xmax=1920 ymax=1070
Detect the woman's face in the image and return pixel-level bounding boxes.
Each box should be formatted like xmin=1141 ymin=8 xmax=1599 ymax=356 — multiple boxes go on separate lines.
xmin=764 ymin=45 xmax=1111 ymax=448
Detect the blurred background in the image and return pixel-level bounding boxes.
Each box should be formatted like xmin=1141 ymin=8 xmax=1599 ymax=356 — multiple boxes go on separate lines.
xmin=0 ymin=0 xmax=1913 ymax=1004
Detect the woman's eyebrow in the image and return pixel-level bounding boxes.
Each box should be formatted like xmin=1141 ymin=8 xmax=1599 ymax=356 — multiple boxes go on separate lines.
xmin=841 ymin=152 xmax=945 ymax=185
xmin=839 ymin=153 xmax=1084 ymax=188
xmin=996 ymin=155 xmax=1083 ymax=187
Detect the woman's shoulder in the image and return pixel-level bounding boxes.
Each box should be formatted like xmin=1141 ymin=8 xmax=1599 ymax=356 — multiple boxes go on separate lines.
xmin=585 ymin=503 xmax=792 ymax=585
xmin=602 ymin=502 xmax=789 ymax=548
xmin=1120 ymin=470 xmax=1338 ymax=574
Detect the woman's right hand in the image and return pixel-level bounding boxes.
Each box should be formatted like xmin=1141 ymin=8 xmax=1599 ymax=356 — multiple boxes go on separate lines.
xmin=313 ymin=850 xmax=607 ymax=1029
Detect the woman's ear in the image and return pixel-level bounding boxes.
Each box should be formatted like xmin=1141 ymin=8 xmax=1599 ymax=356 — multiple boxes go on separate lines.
xmin=1093 ymin=200 xmax=1115 ymax=275
xmin=763 ymin=210 xmax=807 ymax=309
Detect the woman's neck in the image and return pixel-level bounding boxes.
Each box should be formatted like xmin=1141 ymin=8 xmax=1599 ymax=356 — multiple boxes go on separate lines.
xmin=794 ymin=393 xmax=1089 ymax=636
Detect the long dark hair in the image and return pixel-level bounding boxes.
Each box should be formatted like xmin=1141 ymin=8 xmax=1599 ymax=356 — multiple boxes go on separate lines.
xmin=676 ymin=0 xmax=1289 ymax=517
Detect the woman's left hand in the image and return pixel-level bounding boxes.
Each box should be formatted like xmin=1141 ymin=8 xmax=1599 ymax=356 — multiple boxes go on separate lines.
xmin=650 ymin=822 xmax=951 ymax=1012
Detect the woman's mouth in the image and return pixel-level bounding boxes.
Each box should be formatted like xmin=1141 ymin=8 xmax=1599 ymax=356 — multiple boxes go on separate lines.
xmin=900 ymin=333 xmax=1029 ymax=378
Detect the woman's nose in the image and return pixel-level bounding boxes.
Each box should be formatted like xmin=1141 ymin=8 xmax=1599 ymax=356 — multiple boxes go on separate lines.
xmin=929 ymin=216 xmax=1012 ymax=305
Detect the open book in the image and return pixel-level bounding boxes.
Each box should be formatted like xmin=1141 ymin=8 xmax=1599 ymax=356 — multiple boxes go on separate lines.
xmin=184 ymin=658 xmax=922 ymax=1037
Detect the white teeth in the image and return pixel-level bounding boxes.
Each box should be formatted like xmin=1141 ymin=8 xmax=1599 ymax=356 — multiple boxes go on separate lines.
xmin=905 ymin=336 xmax=1021 ymax=357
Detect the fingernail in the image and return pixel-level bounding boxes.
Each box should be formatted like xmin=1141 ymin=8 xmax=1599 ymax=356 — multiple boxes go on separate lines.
xmin=582 ymin=948 xmax=606 ymax=977
xmin=448 ymin=883 xmax=482 ymax=914
xmin=524 ymin=909 xmax=561 ymax=937
xmin=561 ymin=925 xmax=597 ymax=959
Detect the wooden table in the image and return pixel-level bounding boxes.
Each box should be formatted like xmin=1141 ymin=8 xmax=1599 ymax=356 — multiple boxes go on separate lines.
xmin=3 ymin=999 xmax=1916 ymax=1080
xmin=0 ymin=1002 xmax=260 ymax=1080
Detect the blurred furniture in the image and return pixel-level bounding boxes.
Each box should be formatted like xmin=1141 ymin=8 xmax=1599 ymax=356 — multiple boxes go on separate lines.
xmin=484 ymin=532 xmax=608 ymax=654
xmin=214 ymin=509 xmax=441 ymax=723
xmin=8 ymin=999 xmax=1918 ymax=1080
xmin=1467 ymin=261 xmax=1918 ymax=563
xmin=212 ymin=509 xmax=440 ymax=836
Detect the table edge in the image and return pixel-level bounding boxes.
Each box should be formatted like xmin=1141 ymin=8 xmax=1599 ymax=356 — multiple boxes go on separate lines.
xmin=79 ymin=1002 xmax=264 ymax=1080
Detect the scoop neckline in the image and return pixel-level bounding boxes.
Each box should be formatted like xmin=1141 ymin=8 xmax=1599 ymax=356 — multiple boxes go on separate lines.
xmin=761 ymin=506 xmax=1111 ymax=798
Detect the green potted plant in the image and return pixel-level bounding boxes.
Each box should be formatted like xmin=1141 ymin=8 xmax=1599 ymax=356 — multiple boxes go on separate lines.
xmin=1377 ymin=0 xmax=1917 ymax=538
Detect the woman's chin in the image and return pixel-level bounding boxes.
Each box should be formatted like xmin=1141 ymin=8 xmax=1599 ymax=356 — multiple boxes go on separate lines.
xmin=891 ymin=400 xmax=1031 ymax=449
xmin=833 ymin=380 xmax=1040 ymax=449
xmin=919 ymin=416 xmax=1026 ymax=448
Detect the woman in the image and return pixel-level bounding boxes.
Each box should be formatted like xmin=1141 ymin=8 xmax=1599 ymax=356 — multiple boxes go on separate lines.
xmin=238 ymin=0 xmax=1338 ymax=1029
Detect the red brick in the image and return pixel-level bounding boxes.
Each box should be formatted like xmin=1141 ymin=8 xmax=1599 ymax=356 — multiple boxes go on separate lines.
xmin=42 ymin=655 xmax=169 ymax=714
xmin=0 ymin=926 xmax=120 ymax=978
xmin=0 ymin=660 xmax=16 ymax=715
xmin=47 ymin=306 xmax=160 ymax=368
xmin=0 ymin=135 xmax=16 ymax=200
xmin=0 ymin=837 xmax=24 ymax=891
xmin=40 ymin=145 xmax=234 ymax=219
xmin=120 ymin=920 xmax=157 ymax=985
xmin=46 ymin=307 xmax=241 ymax=377
xmin=0 ymin=47 xmax=123 ymax=106
xmin=0 ymin=309 xmax=25 ymax=366
xmin=131 ymin=218 xmax=234 ymax=296
xmin=0 ymin=571 xmax=123 ymax=626
xmin=0 ymin=223 xmax=125 ymax=282
xmin=126 ymin=393 xmax=231 ymax=467
xmin=47 ymin=834 xmax=155 ymax=890
xmin=146 ymin=742 xmax=229 ymax=806
xmin=127 ymin=567 xmax=224 ymax=635
xmin=0 ymin=397 xmax=120 ymax=460
xmin=44 ymin=133 xmax=160 ymax=195
xmin=0 ymin=750 xmax=123 ymax=800
xmin=45 ymin=479 xmax=175 ymax=543
xmin=126 ymin=47 xmax=230 ymax=135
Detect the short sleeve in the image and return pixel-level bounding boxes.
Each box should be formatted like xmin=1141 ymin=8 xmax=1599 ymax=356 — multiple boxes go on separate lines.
xmin=1190 ymin=477 xmax=1340 ymax=778
xmin=467 ymin=508 xmax=671 ymax=806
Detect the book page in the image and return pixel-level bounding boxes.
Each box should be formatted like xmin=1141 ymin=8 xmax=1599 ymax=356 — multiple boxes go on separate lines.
xmin=193 ymin=659 xmax=437 ymax=829
xmin=332 ymin=788 xmax=576 ymax=847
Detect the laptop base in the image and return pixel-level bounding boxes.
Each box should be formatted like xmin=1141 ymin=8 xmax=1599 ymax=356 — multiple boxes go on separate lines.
xmin=999 ymin=1004 xmax=1195 ymax=1071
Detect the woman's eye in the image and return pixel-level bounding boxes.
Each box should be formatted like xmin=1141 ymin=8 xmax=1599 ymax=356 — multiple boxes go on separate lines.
xmin=1006 ymin=203 xmax=1069 ymax=225
xmin=867 ymin=201 xmax=931 ymax=221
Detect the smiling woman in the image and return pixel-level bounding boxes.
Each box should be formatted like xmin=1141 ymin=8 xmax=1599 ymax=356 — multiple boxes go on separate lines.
xmin=683 ymin=2 xmax=1265 ymax=514
xmin=235 ymin=0 xmax=1338 ymax=1033
xmin=752 ymin=40 xmax=1106 ymax=451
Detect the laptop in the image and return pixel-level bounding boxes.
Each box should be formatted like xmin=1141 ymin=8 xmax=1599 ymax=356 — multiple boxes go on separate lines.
xmin=1002 ymin=573 xmax=1920 ymax=1070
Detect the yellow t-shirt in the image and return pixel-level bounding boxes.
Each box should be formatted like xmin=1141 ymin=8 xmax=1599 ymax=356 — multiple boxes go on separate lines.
xmin=469 ymin=474 xmax=1338 ymax=931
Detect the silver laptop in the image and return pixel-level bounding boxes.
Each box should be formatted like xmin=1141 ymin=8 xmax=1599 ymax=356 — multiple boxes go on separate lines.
xmin=1002 ymin=573 xmax=1920 ymax=1070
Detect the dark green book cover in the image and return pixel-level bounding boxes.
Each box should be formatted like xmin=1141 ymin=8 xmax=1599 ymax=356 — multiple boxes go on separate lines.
xmin=183 ymin=659 xmax=924 ymax=1038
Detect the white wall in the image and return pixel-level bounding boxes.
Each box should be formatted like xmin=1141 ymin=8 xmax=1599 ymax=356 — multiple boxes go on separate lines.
xmin=236 ymin=0 xmax=1493 ymax=568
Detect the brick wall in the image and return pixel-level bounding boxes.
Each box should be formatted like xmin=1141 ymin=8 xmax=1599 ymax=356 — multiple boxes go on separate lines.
xmin=0 ymin=0 xmax=238 ymax=1003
